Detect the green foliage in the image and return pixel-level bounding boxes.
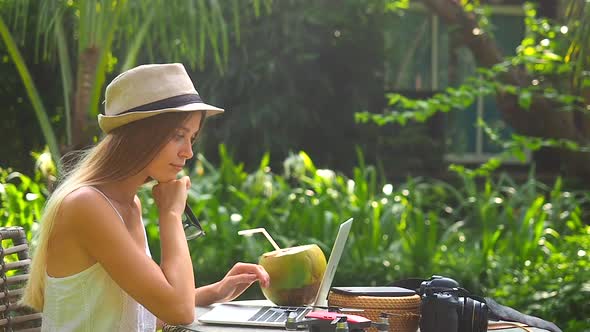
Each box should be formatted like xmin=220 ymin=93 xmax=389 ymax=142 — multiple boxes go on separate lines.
xmin=192 ymin=0 xmax=393 ymax=173
xmin=0 ymin=168 xmax=47 ymax=241
xmin=355 ymin=1 xmax=590 ymax=178
xmin=492 ymin=229 xmax=590 ymax=331
xmin=0 ymin=15 xmax=61 ymax=169
xmin=0 ymin=0 xmax=272 ymax=164
xmin=446 ymin=119 xmax=590 ymax=178
xmin=3 ymin=146 xmax=589 ymax=330
xmin=134 ymin=146 xmax=585 ymax=330
xmin=2 ymin=0 xmax=443 ymax=176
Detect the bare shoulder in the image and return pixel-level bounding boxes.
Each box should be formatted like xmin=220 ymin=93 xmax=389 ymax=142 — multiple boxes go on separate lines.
xmin=61 ymin=186 xmax=108 ymax=213
xmin=63 ymin=186 xmax=104 ymax=204
xmin=59 ymin=186 xmax=122 ymax=231
xmin=59 ymin=187 xmax=142 ymax=260
xmin=47 ymin=186 xmax=126 ymax=276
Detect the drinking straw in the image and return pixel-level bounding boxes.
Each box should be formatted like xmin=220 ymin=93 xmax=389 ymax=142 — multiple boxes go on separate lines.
xmin=238 ymin=228 xmax=281 ymax=251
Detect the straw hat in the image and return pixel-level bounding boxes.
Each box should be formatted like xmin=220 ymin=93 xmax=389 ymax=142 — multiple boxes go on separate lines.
xmin=98 ymin=63 xmax=224 ymax=133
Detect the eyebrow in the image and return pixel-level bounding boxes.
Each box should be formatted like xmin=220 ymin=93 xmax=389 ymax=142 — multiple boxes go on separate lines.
xmin=178 ymin=126 xmax=199 ymax=135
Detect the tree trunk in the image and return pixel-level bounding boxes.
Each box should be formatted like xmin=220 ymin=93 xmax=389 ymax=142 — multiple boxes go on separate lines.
xmin=71 ymin=46 xmax=100 ymax=151
xmin=421 ymin=0 xmax=590 ymax=183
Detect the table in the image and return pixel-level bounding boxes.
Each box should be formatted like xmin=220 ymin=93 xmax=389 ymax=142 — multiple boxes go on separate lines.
xmin=164 ymin=301 xmax=288 ymax=332
xmin=166 ymin=300 xmax=550 ymax=332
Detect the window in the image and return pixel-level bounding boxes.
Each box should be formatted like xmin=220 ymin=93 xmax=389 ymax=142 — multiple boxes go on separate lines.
xmin=383 ymin=4 xmax=530 ymax=164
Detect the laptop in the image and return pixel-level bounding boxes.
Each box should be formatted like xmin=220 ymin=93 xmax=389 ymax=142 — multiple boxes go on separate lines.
xmin=197 ymin=218 xmax=354 ymax=328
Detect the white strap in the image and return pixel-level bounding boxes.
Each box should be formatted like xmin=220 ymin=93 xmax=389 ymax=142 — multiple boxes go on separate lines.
xmin=86 ymin=186 xmax=126 ymax=225
xmin=86 ymin=186 xmax=151 ymax=257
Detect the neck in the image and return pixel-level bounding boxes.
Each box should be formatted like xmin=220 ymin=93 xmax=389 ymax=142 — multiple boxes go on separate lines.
xmin=95 ymin=174 xmax=146 ymax=206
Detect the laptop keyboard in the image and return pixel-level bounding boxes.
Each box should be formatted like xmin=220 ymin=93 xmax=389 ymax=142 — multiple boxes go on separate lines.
xmin=248 ymin=306 xmax=310 ymax=323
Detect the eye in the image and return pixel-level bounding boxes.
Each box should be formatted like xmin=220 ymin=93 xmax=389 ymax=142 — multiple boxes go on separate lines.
xmin=175 ymin=132 xmax=186 ymax=141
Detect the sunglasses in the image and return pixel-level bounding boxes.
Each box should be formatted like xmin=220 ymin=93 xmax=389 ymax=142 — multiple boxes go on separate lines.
xmin=183 ymin=203 xmax=205 ymax=240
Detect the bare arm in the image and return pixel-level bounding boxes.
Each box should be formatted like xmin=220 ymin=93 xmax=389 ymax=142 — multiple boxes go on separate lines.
xmin=70 ymin=181 xmax=195 ymax=325
xmin=194 ymin=283 xmax=222 ymax=307
xmin=193 ymin=263 xmax=270 ymax=307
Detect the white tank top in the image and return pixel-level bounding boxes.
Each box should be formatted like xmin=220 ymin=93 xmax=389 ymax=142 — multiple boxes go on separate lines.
xmin=42 ymin=186 xmax=158 ymax=332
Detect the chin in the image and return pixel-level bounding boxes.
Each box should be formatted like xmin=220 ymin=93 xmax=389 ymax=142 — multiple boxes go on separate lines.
xmin=151 ymin=174 xmax=177 ymax=183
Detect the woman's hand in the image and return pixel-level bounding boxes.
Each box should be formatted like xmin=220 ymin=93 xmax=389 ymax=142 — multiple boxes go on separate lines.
xmin=152 ymin=176 xmax=191 ymax=220
xmin=213 ymin=262 xmax=270 ymax=303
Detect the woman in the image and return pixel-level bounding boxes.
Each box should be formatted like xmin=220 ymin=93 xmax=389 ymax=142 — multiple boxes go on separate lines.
xmin=22 ymin=63 xmax=270 ymax=331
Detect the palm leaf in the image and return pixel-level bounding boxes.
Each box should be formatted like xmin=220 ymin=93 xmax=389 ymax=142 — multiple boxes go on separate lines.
xmin=0 ymin=16 xmax=62 ymax=171
xmin=1 ymin=0 xmax=272 ymax=152
xmin=564 ymin=0 xmax=589 ymax=92
xmin=54 ymin=11 xmax=73 ymax=146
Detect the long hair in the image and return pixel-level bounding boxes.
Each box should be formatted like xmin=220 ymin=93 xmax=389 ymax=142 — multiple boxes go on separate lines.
xmin=22 ymin=111 xmax=201 ymax=311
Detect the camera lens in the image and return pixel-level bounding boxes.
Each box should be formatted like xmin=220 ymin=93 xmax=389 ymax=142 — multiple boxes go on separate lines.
xmin=473 ymin=301 xmax=488 ymax=332
xmin=458 ymin=297 xmax=488 ymax=332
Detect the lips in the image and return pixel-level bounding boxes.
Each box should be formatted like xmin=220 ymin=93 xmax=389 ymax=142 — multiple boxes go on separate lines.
xmin=171 ymin=164 xmax=184 ymax=171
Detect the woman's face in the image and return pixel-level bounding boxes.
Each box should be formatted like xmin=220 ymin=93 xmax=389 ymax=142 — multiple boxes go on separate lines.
xmin=145 ymin=112 xmax=203 ymax=182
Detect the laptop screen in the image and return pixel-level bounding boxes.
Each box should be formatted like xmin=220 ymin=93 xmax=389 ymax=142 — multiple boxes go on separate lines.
xmin=312 ymin=218 xmax=353 ymax=307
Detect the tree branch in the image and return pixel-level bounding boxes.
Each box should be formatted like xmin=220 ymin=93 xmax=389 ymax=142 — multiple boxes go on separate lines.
xmin=421 ymin=0 xmax=590 ymax=180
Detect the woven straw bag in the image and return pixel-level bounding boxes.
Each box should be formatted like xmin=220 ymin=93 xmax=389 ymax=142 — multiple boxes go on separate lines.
xmin=328 ymin=291 xmax=421 ymax=332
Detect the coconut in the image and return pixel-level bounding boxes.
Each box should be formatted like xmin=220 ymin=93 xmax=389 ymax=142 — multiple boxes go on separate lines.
xmin=259 ymin=244 xmax=327 ymax=306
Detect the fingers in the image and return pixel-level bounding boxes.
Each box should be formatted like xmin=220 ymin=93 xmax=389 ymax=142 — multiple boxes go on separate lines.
xmin=224 ymin=273 xmax=258 ymax=285
xmin=182 ymin=176 xmax=191 ymax=190
xmin=228 ymin=262 xmax=270 ymax=288
xmin=255 ymin=265 xmax=270 ymax=288
xmin=215 ymin=263 xmax=271 ymax=302
xmin=152 ymin=177 xmax=190 ymax=217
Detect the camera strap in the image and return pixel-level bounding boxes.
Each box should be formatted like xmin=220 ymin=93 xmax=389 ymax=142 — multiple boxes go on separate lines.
xmin=488 ymin=321 xmax=533 ymax=331
xmin=483 ymin=297 xmax=562 ymax=332
xmin=388 ymin=278 xmax=562 ymax=332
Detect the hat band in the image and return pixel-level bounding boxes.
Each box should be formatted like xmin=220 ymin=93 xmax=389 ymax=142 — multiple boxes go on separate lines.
xmin=118 ymin=93 xmax=203 ymax=115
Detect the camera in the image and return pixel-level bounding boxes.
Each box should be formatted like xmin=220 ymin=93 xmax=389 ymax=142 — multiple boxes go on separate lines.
xmin=418 ymin=276 xmax=488 ymax=332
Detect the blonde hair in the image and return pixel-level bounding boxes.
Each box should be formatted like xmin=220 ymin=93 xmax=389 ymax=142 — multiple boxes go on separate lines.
xmin=22 ymin=111 xmax=198 ymax=311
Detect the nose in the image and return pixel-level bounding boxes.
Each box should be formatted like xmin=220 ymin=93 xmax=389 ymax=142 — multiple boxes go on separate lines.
xmin=179 ymin=141 xmax=194 ymax=160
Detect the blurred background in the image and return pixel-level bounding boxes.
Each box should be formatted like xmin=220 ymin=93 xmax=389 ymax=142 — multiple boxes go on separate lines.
xmin=1 ymin=0 xmax=589 ymax=330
